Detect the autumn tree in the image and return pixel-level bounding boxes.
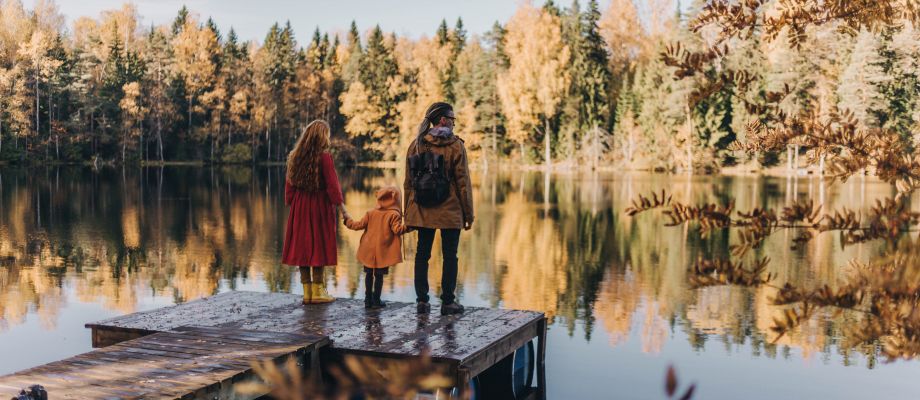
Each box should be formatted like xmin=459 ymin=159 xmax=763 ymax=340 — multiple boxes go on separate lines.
xmin=141 ymin=26 xmax=176 ymax=162
xmin=454 ymin=37 xmax=504 ymax=165
xmin=497 ymin=2 xmax=571 ymax=165
xmin=172 ymin=14 xmax=220 ymax=158
xmin=340 ymin=26 xmax=401 ymax=159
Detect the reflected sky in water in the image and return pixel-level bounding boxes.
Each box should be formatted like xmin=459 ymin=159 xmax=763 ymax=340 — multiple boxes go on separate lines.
xmin=0 ymin=166 xmax=917 ymax=399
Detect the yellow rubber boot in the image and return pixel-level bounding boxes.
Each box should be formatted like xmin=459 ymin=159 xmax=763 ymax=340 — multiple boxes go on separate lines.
xmin=301 ymin=283 xmax=312 ymax=305
xmin=311 ymin=281 xmax=335 ymax=303
xmin=309 ymin=267 xmax=335 ymax=303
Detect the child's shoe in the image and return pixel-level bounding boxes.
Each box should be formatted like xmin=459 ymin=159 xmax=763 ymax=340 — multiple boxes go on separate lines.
xmin=417 ymin=301 xmax=431 ymax=314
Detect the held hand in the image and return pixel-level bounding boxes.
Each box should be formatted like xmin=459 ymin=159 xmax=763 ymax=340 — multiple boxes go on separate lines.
xmin=463 ymin=221 xmax=473 ymax=231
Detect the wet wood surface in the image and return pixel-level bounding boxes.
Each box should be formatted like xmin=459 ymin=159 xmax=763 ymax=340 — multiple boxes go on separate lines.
xmin=86 ymin=291 xmax=546 ymax=395
xmin=89 ymin=291 xmax=543 ymax=369
xmin=0 ymin=326 xmax=327 ymax=400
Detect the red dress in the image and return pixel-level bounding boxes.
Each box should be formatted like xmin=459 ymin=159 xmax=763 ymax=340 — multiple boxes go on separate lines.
xmin=282 ymin=152 xmax=344 ymax=267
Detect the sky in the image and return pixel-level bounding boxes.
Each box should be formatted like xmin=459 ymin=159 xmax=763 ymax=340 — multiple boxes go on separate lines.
xmin=24 ymin=0 xmax=524 ymax=43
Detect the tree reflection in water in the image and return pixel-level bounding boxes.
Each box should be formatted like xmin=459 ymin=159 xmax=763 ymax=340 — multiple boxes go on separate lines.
xmin=0 ymin=167 xmax=897 ymax=372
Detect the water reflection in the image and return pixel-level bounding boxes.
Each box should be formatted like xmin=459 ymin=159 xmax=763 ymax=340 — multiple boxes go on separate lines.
xmin=0 ymin=167 xmax=912 ymax=396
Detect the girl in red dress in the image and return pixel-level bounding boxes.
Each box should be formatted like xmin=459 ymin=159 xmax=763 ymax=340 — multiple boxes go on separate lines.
xmin=282 ymin=120 xmax=350 ymax=304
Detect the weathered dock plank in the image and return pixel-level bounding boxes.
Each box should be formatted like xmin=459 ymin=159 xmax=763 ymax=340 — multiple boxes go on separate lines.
xmin=0 ymin=326 xmax=328 ymax=400
xmin=86 ymin=290 xmax=547 ymax=398
xmin=86 ymin=291 xmax=301 ymax=347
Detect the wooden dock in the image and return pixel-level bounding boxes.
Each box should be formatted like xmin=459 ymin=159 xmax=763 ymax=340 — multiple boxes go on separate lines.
xmin=0 ymin=326 xmax=326 ymax=399
xmin=1 ymin=291 xmax=546 ymax=399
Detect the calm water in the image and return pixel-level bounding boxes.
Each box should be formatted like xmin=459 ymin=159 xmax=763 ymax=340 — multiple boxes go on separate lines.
xmin=0 ymin=166 xmax=918 ymax=399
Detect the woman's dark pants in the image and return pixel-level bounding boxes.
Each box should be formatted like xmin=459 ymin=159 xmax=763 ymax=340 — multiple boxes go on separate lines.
xmin=414 ymin=228 xmax=461 ymax=304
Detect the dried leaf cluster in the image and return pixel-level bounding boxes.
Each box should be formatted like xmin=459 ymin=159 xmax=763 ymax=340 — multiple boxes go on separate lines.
xmin=627 ymin=188 xmax=920 ymax=361
xmin=768 ymin=252 xmax=920 ymax=361
xmin=236 ymin=350 xmax=455 ymax=400
xmin=730 ymin=112 xmax=920 ymax=194
xmin=692 ymin=0 xmax=920 ymax=48
xmin=628 ymin=190 xmax=919 ymax=255
xmin=665 ymin=365 xmax=696 ymax=400
xmin=662 ymin=0 xmax=920 ymax=191
xmin=688 ymin=258 xmax=774 ymax=288
xmin=643 ymin=0 xmax=920 ymax=373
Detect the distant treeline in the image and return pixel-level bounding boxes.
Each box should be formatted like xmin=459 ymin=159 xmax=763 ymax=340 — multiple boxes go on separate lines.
xmin=1 ymin=0 xmax=918 ymax=170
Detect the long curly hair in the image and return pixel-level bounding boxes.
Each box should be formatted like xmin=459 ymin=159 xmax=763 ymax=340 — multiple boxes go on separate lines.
xmin=286 ymin=120 xmax=331 ymax=191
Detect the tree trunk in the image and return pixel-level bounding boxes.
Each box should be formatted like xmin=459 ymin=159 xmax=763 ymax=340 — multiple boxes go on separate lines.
xmin=50 ymin=91 xmax=54 ymax=157
xmin=157 ymin=111 xmax=164 ymax=162
xmin=787 ymin=145 xmax=794 ymax=171
xmin=492 ymin=91 xmax=498 ymax=162
xmin=122 ymin=128 xmax=127 ymax=162
xmin=35 ymin=75 xmax=39 ymax=137
xmin=491 ymin=127 xmax=497 ymax=160
xmin=139 ymin=119 xmax=144 ymax=162
xmin=685 ymin=103 xmax=693 ymax=174
xmin=592 ymin=125 xmax=599 ymax=171
xmin=90 ymin=110 xmax=95 ymax=155
xmin=544 ymin=119 xmax=551 ymax=169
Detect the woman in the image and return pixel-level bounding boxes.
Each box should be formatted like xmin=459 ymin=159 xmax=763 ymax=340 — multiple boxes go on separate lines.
xmin=404 ymin=102 xmax=474 ymax=315
xmin=282 ymin=120 xmax=349 ymax=305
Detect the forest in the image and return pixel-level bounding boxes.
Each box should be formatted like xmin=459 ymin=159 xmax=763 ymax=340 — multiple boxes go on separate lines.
xmin=1 ymin=0 xmax=919 ymax=171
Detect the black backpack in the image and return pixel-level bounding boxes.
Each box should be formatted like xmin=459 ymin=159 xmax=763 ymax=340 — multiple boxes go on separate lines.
xmin=408 ymin=139 xmax=451 ymax=207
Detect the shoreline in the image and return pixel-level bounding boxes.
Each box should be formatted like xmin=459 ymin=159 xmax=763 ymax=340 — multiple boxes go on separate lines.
xmin=0 ymin=159 xmax=854 ymax=179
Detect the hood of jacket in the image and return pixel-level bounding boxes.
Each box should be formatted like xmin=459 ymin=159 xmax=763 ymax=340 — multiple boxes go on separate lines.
xmin=375 ymin=186 xmax=402 ymax=213
xmin=421 ymin=132 xmax=460 ymax=147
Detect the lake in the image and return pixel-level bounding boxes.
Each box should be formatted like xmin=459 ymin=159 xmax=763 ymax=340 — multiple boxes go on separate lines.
xmin=0 ymin=166 xmax=917 ymax=399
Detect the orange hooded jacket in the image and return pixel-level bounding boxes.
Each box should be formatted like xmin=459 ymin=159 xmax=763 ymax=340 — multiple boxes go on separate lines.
xmin=344 ymin=186 xmax=411 ymax=268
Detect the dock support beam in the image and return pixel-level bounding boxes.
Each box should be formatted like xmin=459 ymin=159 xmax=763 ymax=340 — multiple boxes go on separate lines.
xmin=536 ymin=317 xmax=548 ymax=400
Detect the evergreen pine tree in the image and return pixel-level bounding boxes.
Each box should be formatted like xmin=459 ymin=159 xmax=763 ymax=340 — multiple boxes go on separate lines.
xmin=452 ymin=17 xmax=467 ymax=53
xmin=437 ymin=19 xmax=450 ymax=46
xmin=206 ymin=18 xmax=221 ymax=43
xmin=172 ymin=6 xmax=189 ymax=35
xmin=877 ymin=27 xmax=920 ymax=144
xmin=342 ymin=21 xmax=363 ymax=87
xmin=486 ymin=21 xmax=508 ymax=68
xmin=838 ymin=29 xmax=888 ymax=129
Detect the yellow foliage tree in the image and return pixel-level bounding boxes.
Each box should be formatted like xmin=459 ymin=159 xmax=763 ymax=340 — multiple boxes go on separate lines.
xmin=340 ymin=80 xmax=385 ymax=145
xmin=394 ymin=36 xmax=452 ymax=153
xmin=599 ymin=0 xmax=647 ymax=70
xmin=172 ymin=16 xmax=219 ymax=135
xmin=119 ymin=81 xmax=145 ymax=160
xmin=0 ymin=66 xmax=31 ymax=152
xmin=497 ymin=2 xmax=570 ymax=166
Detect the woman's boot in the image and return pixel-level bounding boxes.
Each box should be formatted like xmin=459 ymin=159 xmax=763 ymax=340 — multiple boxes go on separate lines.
xmin=310 ymin=266 xmax=335 ymax=304
xmin=300 ymin=266 xmax=312 ymax=305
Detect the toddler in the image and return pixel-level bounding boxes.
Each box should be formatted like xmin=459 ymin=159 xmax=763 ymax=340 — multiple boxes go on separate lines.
xmin=344 ymin=186 xmax=411 ymax=309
